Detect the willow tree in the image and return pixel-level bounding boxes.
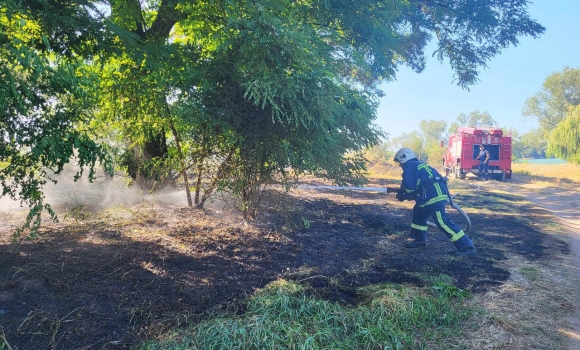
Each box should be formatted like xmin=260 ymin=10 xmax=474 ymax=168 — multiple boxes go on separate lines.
xmin=547 ymin=105 xmax=580 ymax=163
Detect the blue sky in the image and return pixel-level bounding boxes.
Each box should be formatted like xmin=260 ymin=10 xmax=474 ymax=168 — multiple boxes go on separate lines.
xmin=376 ymin=0 xmax=580 ymax=139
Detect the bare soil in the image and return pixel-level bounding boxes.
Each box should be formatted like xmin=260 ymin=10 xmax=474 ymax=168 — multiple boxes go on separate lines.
xmin=0 ymin=177 xmax=570 ymax=349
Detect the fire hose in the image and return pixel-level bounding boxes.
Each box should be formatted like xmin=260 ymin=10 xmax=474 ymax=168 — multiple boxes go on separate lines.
xmin=383 ymin=186 xmax=471 ymax=233
xmin=300 ymin=184 xmax=472 ymax=233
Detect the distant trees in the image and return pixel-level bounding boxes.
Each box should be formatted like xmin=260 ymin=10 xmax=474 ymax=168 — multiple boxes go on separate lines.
xmin=512 ymin=129 xmax=546 ymax=159
xmin=390 ymin=131 xmax=429 ymax=161
xmin=447 ymin=111 xmax=498 ymax=135
xmin=375 ymin=67 xmax=580 ymax=165
xmin=383 ymin=112 xmax=497 ymax=165
xmin=419 ymin=120 xmax=447 ymax=163
xmin=523 ymin=68 xmax=580 ymax=133
xmin=522 ymin=68 xmax=580 ymax=163
xmin=382 ymin=119 xmax=448 ymax=165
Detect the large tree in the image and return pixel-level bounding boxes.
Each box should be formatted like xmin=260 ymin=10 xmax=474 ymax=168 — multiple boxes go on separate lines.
xmin=523 ymin=67 xmax=580 ymax=134
xmin=2 ymin=0 xmax=546 ymax=228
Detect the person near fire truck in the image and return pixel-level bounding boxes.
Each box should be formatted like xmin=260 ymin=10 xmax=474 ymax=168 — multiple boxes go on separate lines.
xmin=475 ymin=144 xmax=490 ymax=180
xmin=393 ymin=148 xmax=477 ymax=257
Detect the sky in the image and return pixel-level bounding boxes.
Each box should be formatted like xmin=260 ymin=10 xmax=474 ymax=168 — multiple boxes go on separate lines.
xmin=376 ymin=0 xmax=580 ymax=139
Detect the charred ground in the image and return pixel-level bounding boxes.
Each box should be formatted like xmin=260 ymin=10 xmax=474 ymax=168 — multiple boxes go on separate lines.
xmin=0 ymin=178 xmax=568 ymax=349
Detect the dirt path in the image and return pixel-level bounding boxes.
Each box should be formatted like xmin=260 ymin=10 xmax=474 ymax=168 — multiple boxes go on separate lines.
xmin=479 ymin=180 xmax=580 ymax=349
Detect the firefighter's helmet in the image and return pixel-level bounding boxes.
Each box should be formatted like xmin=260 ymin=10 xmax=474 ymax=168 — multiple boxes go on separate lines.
xmin=393 ymin=148 xmax=417 ymax=164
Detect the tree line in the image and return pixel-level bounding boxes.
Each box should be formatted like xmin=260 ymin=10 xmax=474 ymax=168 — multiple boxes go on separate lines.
xmin=1 ymin=0 xmax=545 ymax=234
xmin=367 ymin=67 xmax=580 ymax=165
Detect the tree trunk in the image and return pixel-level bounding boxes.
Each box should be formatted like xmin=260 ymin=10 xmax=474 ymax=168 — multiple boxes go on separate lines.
xmin=168 ymin=119 xmax=192 ymax=207
xmin=193 ymin=138 xmax=209 ymax=206
xmin=196 ymin=147 xmax=235 ymax=209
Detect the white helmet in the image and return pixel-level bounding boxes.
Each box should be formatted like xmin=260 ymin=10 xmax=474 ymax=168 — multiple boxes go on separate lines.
xmin=393 ymin=148 xmax=417 ymax=164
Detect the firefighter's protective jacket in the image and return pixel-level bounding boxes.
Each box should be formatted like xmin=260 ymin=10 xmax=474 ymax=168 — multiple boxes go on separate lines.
xmin=400 ymin=159 xmax=448 ymax=207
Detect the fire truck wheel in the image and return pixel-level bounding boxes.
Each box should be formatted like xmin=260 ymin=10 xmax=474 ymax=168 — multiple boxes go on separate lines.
xmin=455 ymin=167 xmax=465 ymax=180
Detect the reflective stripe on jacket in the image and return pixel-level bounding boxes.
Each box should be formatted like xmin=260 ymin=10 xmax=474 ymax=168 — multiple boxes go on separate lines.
xmin=401 ymin=160 xmax=448 ymax=207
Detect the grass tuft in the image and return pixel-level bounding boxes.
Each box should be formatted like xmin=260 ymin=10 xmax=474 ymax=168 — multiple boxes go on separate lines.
xmin=141 ymin=278 xmax=472 ymax=350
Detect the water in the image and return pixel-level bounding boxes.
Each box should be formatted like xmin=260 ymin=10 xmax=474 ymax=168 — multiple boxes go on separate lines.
xmin=515 ymin=158 xmax=567 ymax=165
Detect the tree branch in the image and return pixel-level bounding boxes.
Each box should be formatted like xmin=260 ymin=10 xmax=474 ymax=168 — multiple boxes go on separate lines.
xmin=147 ymin=0 xmax=185 ymax=40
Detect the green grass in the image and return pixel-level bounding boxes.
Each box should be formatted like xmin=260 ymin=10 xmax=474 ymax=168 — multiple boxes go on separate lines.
xmin=141 ymin=278 xmax=473 ymax=350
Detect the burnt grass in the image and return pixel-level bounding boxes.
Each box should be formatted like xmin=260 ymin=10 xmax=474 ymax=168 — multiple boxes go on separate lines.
xmin=0 ymin=178 xmax=569 ymax=349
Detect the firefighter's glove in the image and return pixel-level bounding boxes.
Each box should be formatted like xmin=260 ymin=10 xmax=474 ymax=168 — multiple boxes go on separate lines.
xmin=396 ymin=192 xmax=415 ymax=201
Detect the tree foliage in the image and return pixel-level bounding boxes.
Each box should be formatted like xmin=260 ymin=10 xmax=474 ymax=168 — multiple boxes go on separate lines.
xmin=447 ymin=110 xmax=498 ymax=135
xmin=547 ymin=105 xmax=580 ymax=163
xmin=523 ymin=67 xmax=580 ymax=134
xmin=512 ymin=128 xmax=546 ymax=159
xmin=390 ymin=130 xmax=429 ymax=162
xmin=413 ymin=119 xmax=446 ymax=164
xmin=1 ymin=0 xmax=546 ymax=228
xmin=386 ymin=111 xmax=500 ymax=165
xmin=414 ymin=0 xmax=545 ymax=88
xmin=0 ymin=0 xmax=111 ymax=235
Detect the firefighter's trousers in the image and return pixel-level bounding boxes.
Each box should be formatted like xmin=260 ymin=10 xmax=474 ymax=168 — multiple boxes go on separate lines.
xmin=409 ymin=202 xmax=474 ymax=251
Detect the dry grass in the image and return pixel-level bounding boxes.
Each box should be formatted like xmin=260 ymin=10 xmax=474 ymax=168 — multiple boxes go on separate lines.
xmin=447 ymin=187 xmax=580 ymax=350
xmin=416 ymin=166 xmax=580 ymax=349
xmin=458 ymin=251 xmax=579 ymax=349
xmin=512 ymin=163 xmax=580 ymax=184
xmin=367 ymin=160 xmax=580 ymax=184
xmin=364 ymin=163 xmax=400 ymax=180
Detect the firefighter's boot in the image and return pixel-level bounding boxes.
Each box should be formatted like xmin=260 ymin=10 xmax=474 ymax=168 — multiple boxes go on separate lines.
xmin=454 ymin=246 xmax=477 ymax=257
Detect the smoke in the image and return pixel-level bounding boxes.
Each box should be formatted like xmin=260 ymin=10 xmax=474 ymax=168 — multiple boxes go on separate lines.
xmin=46 ymin=172 xmax=188 ymax=213
xmin=0 ymin=163 xmax=248 ymax=227
xmin=0 ymin=195 xmax=23 ymax=212
xmin=0 ymin=166 xmax=189 ymax=215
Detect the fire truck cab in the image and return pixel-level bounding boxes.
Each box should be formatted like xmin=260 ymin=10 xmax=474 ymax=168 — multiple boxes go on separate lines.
xmin=443 ymin=127 xmax=512 ymax=181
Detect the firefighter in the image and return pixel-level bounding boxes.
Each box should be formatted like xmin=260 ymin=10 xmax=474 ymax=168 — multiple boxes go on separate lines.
xmin=476 ymin=145 xmax=490 ymax=180
xmin=393 ymin=148 xmax=477 ymax=256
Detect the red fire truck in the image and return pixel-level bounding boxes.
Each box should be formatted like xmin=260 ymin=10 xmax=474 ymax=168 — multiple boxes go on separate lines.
xmin=443 ymin=127 xmax=512 ymax=180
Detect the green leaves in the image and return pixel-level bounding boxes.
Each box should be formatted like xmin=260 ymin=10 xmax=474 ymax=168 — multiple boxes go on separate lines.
xmin=523 ymin=68 xmax=580 ymax=162
xmin=547 ymin=105 xmax=580 ymax=164
xmin=414 ymin=0 xmax=545 ymax=88
xmin=523 ymin=67 xmax=580 ymax=133
xmin=1 ymin=0 xmax=547 ymax=230
xmin=1 ymin=1 xmax=111 ymax=236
